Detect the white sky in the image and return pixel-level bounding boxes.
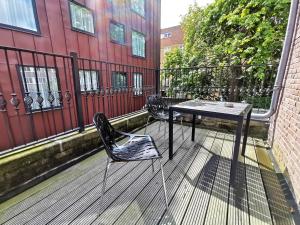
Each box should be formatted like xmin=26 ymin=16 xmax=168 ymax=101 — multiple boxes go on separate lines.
xmin=161 ymin=0 xmax=214 ymax=28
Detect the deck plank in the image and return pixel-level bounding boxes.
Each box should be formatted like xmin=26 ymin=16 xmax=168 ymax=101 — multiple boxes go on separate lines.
xmin=135 ymin=130 xmax=218 ymax=225
xmin=3 ymin=123 xmax=179 ymax=225
xmin=203 ymin=133 xmax=232 ymax=225
xmin=254 ymin=138 xmax=295 ymax=225
xmin=0 ymin=122 xmax=295 ymax=225
xmin=244 ymin=138 xmax=273 ymax=225
xmin=93 ymin=127 xmax=206 ymax=225
xmin=43 ymin=124 xmax=187 ymax=225
xmin=0 ymin=122 xmax=161 ymax=223
xmin=159 ymin=132 xmax=225 ymax=225
xmin=180 ymin=132 xmax=224 ymax=225
xmin=227 ymin=134 xmax=249 ymax=225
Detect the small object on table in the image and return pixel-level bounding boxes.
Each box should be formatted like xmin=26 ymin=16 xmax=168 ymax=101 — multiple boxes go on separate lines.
xmin=224 ymin=102 xmax=234 ymax=108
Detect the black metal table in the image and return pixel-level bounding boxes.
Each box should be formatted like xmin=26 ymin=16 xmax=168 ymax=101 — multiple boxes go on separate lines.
xmin=168 ymin=100 xmax=252 ymax=184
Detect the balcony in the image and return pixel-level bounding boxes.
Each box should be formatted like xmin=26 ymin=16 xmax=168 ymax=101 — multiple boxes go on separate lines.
xmin=0 ymin=121 xmax=295 ymax=225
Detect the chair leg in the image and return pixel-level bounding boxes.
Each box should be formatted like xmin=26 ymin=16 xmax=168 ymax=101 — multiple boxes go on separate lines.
xmin=181 ymin=117 xmax=184 ymax=140
xmin=159 ymin=159 xmax=168 ymax=209
xmin=144 ymin=115 xmax=151 ymax=134
xmin=151 ymin=159 xmax=155 ymax=173
xmin=99 ymin=157 xmax=110 ymax=214
xmin=163 ymin=120 xmax=167 ymax=148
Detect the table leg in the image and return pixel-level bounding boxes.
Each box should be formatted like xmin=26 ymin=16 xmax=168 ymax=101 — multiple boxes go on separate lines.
xmin=192 ymin=114 xmax=196 ymax=141
xmin=230 ymin=118 xmax=243 ymax=184
xmin=169 ymin=109 xmax=173 ymax=160
xmin=241 ymin=109 xmax=252 ymax=156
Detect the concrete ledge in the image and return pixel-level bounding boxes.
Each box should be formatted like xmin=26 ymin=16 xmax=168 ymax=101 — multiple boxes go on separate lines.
xmin=0 ymin=111 xmax=149 ymax=202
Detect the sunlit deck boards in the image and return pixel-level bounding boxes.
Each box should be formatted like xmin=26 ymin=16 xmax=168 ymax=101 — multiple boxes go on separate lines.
xmin=0 ymin=122 xmax=295 ymax=225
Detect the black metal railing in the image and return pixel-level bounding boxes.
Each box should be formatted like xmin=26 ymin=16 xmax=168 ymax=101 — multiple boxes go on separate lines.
xmin=160 ymin=65 xmax=277 ymax=112
xmin=0 ymin=45 xmax=156 ymax=152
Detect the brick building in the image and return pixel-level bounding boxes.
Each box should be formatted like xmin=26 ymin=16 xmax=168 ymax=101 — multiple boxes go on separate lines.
xmin=269 ymin=1 xmax=300 ymax=205
xmin=160 ymin=25 xmax=183 ymax=67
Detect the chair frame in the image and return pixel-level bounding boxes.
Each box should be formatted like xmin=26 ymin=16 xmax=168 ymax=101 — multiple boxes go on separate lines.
xmin=144 ymin=95 xmax=184 ymax=142
xmin=93 ymin=112 xmax=168 ymax=214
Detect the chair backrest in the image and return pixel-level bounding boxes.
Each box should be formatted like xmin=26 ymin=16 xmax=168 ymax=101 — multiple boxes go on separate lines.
xmin=145 ymin=95 xmax=167 ymax=118
xmin=93 ymin=112 xmax=116 ymax=159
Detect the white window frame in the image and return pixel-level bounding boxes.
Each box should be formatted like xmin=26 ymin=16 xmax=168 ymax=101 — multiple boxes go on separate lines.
xmin=130 ymin=0 xmax=145 ymax=17
xmin=69 ymin=1 xmax=95 ymax=35
xmin=133 ymin=73 xmax=143 ymax=96
xmin=19 ymin=66 xmax=61 ymax=111
xmin=132 ymin=31 xmax=146 ymax=58
xmin=79 ymin=70 xmax=99 ymax=92
xmin=110 ymin=21 xmax=125 ymax=44
xmin=0 ymin=0 xmax=39 ymax=33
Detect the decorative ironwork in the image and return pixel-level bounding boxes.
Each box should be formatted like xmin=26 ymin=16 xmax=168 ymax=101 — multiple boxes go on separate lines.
xmin=65 ymin=91 xmax=71 ymax=102
xmin=24 ymin=94 xmax=33 ymax=109
xmin=0 ymin=93 xmax=7 ymax=111
xmin=58 ymin=91 xmax=63 ymax=105
xmin=47 ymin=93 xmax=55 ymax=105
xmin=90 ymin=90 xmax=95 ymax=97
xmin=10 ymin=93 xmax=20 ymax=109
xmin=36 ymin=94 xmax=44 ymax=108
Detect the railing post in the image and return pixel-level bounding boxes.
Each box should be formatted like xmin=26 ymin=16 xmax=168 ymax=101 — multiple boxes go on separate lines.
xmin=155 ymin=69 xmax=160 ymax=94
xmin=70 ymin=52 xmax=84 ymax=132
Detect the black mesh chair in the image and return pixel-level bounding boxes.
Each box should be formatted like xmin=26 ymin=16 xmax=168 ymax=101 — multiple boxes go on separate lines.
xmin=93 ymin=112 xmax=168 ymax=212
xmin=144 ymin=95 xmax=184 ymax=140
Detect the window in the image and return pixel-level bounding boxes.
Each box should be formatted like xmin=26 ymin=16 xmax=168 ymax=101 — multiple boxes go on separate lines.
xmin=160 ymin=32 xmax=172 ymax=39
xmin=0 ymin=0 xmax=39 ymax=32
xmin=79 ymin=70 xmax=99 ymax=91
xmin=131 ymin=0 xmax=145 ymax=17
xmin=132 ymin=31 xmax=145 ymax=58
xmin=133 ymin=73 xmax=143 ymax=95
xmin=19 ymin=66 xmax=60 ymax=110
xmin=110 ymin=22 xmax=125 ymax=44
xmin=112 ymin=72 xmax=127 ymax=88
xmin=69 ymin=1 xmax=94 ymax=34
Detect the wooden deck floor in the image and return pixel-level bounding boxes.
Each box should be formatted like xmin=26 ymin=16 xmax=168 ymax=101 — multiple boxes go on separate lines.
xmin=0 ymin=122 xmax=295 ymax=225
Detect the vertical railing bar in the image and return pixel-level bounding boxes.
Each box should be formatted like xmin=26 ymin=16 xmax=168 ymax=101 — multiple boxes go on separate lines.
xmin=18 ymin=50 xmax=37 ymax=141
xmin=54 ymin=55 xmax=66 ymax=132
xmin=32 ymin=52 xmax=49 ymax=137
xmin=43 ymin=54 xmax=57 ymax=135
xmin=70 ymin=52 xmax=84 ymax=132
xmin=63 ymin=56 xmax=74 ymax=130
xmin=3 ymin=49 xmax=17 ymax=147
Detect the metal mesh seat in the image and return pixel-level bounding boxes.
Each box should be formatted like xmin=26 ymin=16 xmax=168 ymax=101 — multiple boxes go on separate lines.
xmin=93 ymin=112 xmax=168 ymax=213
xmin=144 ymin=94 xmax=184 ymax=140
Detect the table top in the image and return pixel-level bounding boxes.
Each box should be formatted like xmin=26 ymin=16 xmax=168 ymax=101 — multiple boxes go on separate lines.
xmin=169 ymin=99 xmax=252 ymax=117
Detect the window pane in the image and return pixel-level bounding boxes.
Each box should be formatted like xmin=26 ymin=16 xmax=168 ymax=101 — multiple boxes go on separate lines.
xmin=70 ymin=2 xmax=94 ymax=34
xmin=110 ymin=22 xmax=125 ymax=44
xmin=79 ymin=70 xmax=99 ymax=91
xmin=20 ymin=67 xmax=60 ymax=110
xmin=112 ymin=72 xmax=127 ymax=88
xmin=131 ymin=0 xmax=145 ymax=16
xmin=133 ymin=73 xmax=143 ymax=95
xmin=132 ymin=31 xmax=145 ymax=57
xmin=0 ymin=0 xmax=38 ymax=31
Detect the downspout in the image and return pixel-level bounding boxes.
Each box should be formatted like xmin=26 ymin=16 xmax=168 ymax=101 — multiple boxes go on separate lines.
xmin=252 ymin=0 xmax=299 ymax=120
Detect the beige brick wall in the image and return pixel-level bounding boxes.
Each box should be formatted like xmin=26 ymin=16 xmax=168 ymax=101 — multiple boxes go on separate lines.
xmin=269 ymin=3 xmax=300 ymax=204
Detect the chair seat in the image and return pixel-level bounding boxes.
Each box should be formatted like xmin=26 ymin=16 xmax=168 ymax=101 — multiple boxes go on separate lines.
xmin=156 ymin=111 xmax=182 ymax=121
xmin=112 ymin=136 xmax=161 ymax=161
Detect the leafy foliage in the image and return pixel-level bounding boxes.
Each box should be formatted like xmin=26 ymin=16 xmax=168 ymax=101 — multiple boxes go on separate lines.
xmin=162 ymin=0 xmax=290 ymax=101
xmin=180 ymin=0 xmax=290 ymax=68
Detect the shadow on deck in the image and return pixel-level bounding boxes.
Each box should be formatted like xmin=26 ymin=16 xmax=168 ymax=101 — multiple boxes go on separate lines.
xmin=0 ymin=122 xmax=295 ymax=225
